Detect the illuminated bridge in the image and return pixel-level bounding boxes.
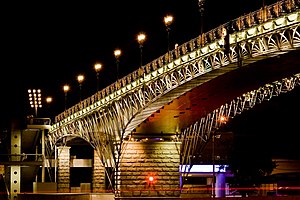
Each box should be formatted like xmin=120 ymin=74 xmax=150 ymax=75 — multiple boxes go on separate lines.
xmin=44 ymin=0 xmax=299 ymax=198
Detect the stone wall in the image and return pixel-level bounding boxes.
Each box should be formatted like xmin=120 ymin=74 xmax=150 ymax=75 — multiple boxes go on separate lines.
xmin=119 ymin=141 xmax=180 ymax=197
xmin=93 ymin=150 xmax=106 ymax=192
xmin=57 ymin=146 xmax=71 ymax=192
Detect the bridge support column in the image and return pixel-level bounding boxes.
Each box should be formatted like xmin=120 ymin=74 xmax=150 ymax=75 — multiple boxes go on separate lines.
xmin=119 ymin=141 xmax=180 ymax=197
xmin=10 ymin=129 xmax=21 ymax=200
xmin=57 ymin=146 xmax=71 ymax=192
xmin=92 ymin=149 xmax=106 ymax=192
xmin=215 ymin=173 xmax=226 ymax=198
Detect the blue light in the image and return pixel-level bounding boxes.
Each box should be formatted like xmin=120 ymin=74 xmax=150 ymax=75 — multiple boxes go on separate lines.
xmin=179 ymin=164 xmax=228 ymax=173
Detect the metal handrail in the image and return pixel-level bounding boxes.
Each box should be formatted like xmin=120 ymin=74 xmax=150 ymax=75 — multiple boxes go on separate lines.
xmin=54 ymin=0 xmax=297 ymax=123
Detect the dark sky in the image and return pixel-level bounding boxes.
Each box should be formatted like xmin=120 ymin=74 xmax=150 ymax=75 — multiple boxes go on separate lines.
xmin=224 ymin=86 xmax=300 ymax=160
xmin=0 ymin=0 xmax=288 ymax=128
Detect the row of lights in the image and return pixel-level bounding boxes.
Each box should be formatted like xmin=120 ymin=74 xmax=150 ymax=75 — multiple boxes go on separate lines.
xmin=28 ymin=0 xmax=209 ymax=118
xmin=28 ymin=89 xmax=53 ymax=117
xmin=28 ymin=15 xmax=174 ymax=117
xmin=62 ymin=14 xmax=174 ymax=111
xmin=28 ymin=3 xmax=208 ymax=192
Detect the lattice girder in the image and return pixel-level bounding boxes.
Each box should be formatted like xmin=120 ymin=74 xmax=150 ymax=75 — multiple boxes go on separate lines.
xmin=45 ymin=5 xmax=300 ymax=192
xmin=180 ymin=73 xmax=300 ymax=168
xmin=47 ymin=21 xmax=300 ymax=169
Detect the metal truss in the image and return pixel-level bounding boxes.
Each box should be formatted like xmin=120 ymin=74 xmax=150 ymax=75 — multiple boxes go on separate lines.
xmin=45 ymin=1 xmax=300 ymax=192
xmin=48 ymin=3 xmax=300 ymax=146
xmin=179 ymin=73 xmax=300 ymax=171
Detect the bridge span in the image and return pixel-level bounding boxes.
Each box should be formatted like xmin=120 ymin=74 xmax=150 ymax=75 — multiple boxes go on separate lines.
xmin=2 ymin=1 xmax=300 ymax=199
xmin=44 ymin=0 xmax=300 ymax=198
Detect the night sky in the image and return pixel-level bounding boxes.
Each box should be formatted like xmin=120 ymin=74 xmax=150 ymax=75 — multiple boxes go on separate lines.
xmin=1 ymin=0 xmax=295 ymax=129
xmin=224 ymin=85 xmax=300 ymax=160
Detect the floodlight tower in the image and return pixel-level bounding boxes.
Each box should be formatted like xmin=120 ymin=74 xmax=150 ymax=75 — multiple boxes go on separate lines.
xmin=28 ymin=89 xmax=42 ymax=117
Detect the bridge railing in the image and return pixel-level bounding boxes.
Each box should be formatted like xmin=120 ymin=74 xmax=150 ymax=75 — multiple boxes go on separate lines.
xmin=54 ymin=0 xmax=298 ymax=124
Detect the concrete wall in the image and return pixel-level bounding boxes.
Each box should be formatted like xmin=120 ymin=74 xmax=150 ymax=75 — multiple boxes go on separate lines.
xmin=119 ymin=141 xmax=180 ymax=197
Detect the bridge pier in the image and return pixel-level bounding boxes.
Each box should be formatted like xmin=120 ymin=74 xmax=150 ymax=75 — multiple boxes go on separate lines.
xmin=92 ymin=149 xmax=106 ymax=192
xmin=56 ymin=147 xmax=107 ymax=193
xmin=119 ymin=141 xmax=180 ymax=198
xmin=57 ymin=146 xmax=71 ymax=192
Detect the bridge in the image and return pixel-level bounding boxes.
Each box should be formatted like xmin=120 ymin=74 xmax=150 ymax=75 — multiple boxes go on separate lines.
xmin=7 ymin=0 xmax=300 ymax=199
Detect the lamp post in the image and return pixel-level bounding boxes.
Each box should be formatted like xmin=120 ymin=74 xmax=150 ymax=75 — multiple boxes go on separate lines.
xmin=197 ymin=0 xmax=205 ymax=35
xmin=137 ymin=33 xmax=146 ymax=67
xmin=94 ymin=63 xmax=102 ymax=91
xmin=114 ymin=49 xmax=121 ymax=80
xmin=63 ymin=84 xmax=70 ymax=110
xmin=77 ymin=75 xmax=84 ymax=101
xmin=164 ymin=15 xmax=173 ymax=62
xmin=28 ymin=89 xmax=42 ymax=117
xmin=45 ymin=96 xmax=53 ymax=121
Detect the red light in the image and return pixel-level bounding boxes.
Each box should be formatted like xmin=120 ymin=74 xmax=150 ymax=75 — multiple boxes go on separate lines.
xmin=148 ymin=176 xmax=154 ymax=182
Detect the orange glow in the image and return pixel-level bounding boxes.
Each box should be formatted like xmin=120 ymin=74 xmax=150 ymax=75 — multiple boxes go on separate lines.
xmin=77 ymin=75 xmax=84 ymax=84
xmin=94 ymin=63 xmax=102 ymax=72
xmin=63 ymin=85 xmax=70 ymax=93
xmin=114 ymin=49 xmax=121 ymax=59
xmin=148 ymin=176 xmax=154 ymax=182
xmin=219 ymin=115 xmax=227 ymax=123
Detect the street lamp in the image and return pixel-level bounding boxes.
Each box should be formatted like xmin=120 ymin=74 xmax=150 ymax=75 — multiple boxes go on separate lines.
xmin=164 ymin=15 xmax=173 ymax=62
xmin=63 ymin=84 xmax=70 ymax=110
xmin=94 ymin=63 xmax=102 ymax=91
xmin=28 ymin=89 xmax=42 ymax=117
xmin=137 ymin=33 xmax=146 ymax=67
xmin=197 ymin=0 xmax=205 ymax=35
xmin=77 ymin=74 xmax=84 ymax=101
xmin=46 ymin=96 xmax=52 ymax=104
xmin=114 ymin=49 xmax=121 ymax=80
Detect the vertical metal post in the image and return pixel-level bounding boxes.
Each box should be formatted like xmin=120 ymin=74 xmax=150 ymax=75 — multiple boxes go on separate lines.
xmin=116 ymin=60 xmax=120 ymax=80
xmin=96 ymin=72 xmax=100 ymax=91
xmin=34 ymin=107 xmax=38 ymax=117
xmin=41 ymin=129 xmax=45 ymax=182
xmin=212 ymin=132 xmax=215 ymax=198
xmin=64 ymin=93 xmax=67 ymax=110
xmin=140 ymin=46 xmax=143 ymax=67
xmin=164 ymin=15 xmax=173 ymax=63
xmin=166 ymin=26 xmax=172 ymax=64
xmin=35 ymin=146 xmax=38 ymax=182
xmin=167 ymin=29 xmax=170 ymax=55
xmin=54 ymin=145 xmax=57 ymax=183
xmin=198 ymin=0 xmax=205 ymax=35
xmin=79 ymin=84 xmax=82 ymax=102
